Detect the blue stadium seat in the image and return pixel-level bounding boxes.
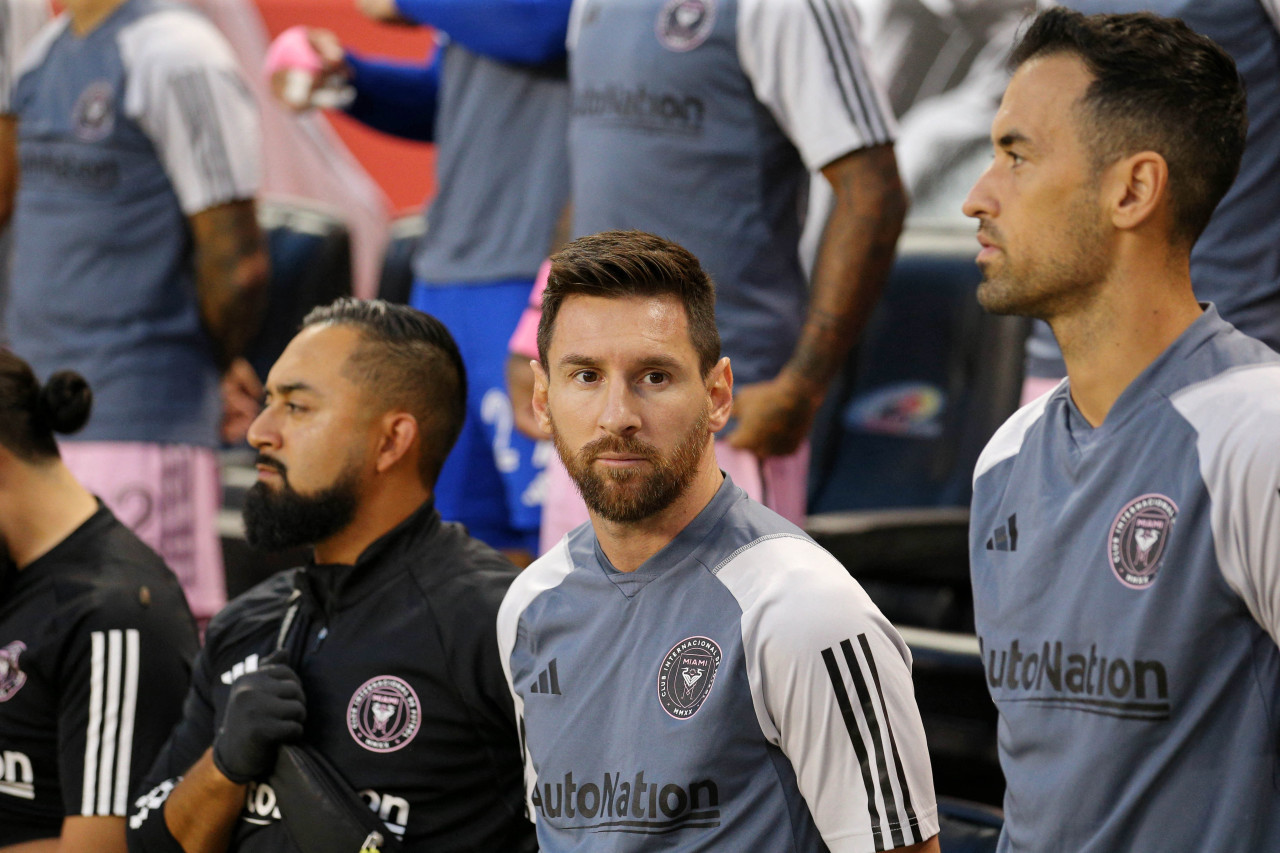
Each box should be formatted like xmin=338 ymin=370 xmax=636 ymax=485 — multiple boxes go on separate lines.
xmin=376 ymin=213 xmax=427 ymax=305
xmin=246 ymin=198 xmax=353 ymax=381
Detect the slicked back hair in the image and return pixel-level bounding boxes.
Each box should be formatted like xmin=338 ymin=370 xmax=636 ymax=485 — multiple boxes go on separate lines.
xmin=1011 ymin=7 xmax=1247 ymax=247
xmin=538 ymin=230 xmax=721 ymax=375
xmin=301 ymin=298 xmax=466 ymax=487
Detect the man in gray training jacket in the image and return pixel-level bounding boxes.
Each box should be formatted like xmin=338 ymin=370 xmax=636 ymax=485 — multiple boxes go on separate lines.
xmin=965 ymin=9 xmax=1280 ymax=851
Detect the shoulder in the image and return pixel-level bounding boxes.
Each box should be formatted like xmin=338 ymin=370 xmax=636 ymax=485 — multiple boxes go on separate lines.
xmin=116 ymin=2 xmax=238 ymax=75
xmin=203 ymin=569 xmax=298 ymax=652
xmin=12 ymin=13 xmax=67 ymax=81
xmin=973 ymin=382 xmax=1059 ymax=485
xmin=406 ymin=521 xmax=523 ymax=627
xmin=1170 ymin=358 xmax=1280 ymax=474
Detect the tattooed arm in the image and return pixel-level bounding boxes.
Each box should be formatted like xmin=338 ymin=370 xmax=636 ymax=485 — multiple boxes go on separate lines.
xmin=726 ymin=143 xmax=907 ymax=458
xmin=189 ymin=199 xmax=268 ymax=371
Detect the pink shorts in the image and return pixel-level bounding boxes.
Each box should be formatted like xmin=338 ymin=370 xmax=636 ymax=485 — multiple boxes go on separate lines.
xmin=539 ymin=440 xmax=810 ymax=555
xmin=59 ymin=442 xmax=227 ymax=623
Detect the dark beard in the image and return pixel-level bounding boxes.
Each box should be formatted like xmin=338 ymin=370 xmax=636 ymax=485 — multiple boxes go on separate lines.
xmin=242 ymin=464 xmax=360 ymax=553
xmin=554 ymin=407 xmax=710 ymax=524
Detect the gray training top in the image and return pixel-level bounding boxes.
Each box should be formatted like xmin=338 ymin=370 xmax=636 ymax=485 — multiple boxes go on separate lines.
xmin=566 ymin=0 xmax=894 ymax=386
xmin=499 ymin=476 xmax=938 ymax=852
xmin=972 ymin=306 xmax=1280 ymax=852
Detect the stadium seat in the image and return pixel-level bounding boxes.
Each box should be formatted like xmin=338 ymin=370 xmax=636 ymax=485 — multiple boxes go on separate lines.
xmin=376 ymin=212 xmax=427 ymax=305
xmin=246 ymin=197 xmax=354 ymax=381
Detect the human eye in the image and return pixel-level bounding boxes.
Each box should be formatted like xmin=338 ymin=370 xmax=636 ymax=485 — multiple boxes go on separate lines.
xmin=1005 ymin=149 xmax=1025 ymax=167
xmin=641 ymin=371 xmax=669 ymax=386
xmin=573 ymin=368 xmax=600 ymax=385
xmin=285 ymin=401 xmax=308 ymax=414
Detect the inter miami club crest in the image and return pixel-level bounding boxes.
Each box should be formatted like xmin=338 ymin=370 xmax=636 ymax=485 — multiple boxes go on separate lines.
xmin=1109 ymin=493 xmax=1178 ymax=589
xmin=0 ymin=641 xmax=27 ymax=702
xmin=347 ymin=676 xmax=420 ymax=752
xmin=655 ymin=0 xmax=716 ymax=52
xmin=72 ymin=81 xmax=116 ymax=143
xmin=658 ymin=636 xmax=721 ymax=719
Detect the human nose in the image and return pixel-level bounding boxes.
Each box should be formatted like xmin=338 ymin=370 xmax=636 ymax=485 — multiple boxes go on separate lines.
xmin=597 ymin=377 xmax=641 ymax=436
xmin=246 ymin=404 xmax=278 ymax=451
xmin=962 ymin=162 xmax=997 ymax=221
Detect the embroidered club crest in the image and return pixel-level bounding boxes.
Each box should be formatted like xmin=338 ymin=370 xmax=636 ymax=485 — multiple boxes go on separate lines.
xmin=1109 ymin=493 xmax=1178 ymax=588
xmin=73 ymin=81 xmax=115 ymax=143
xmin=655 ymin=0 xmax=716 ymax=52
xmin=658 ymin=636 xmax=721 ymax=719
xmin=0 ymin=641 xmax=27 ymax=702
xmin=347 ymin=676 xmax=420 ymax=752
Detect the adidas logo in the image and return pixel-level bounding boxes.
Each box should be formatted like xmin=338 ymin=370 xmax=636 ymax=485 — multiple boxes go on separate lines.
xmin=986 ymin=513 xmax=1018 ymax=552
xmin=529 ymin=659 xmax=561 ymax=696
xmin=220 ymin=653 xmax=260 ymax=685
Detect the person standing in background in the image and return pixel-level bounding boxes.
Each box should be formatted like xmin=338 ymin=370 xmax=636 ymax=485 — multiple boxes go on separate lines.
xmin=269 ymin=0 xmax=572 ymax=564
xmin=1 ymin=0 xmax=269 ymax=626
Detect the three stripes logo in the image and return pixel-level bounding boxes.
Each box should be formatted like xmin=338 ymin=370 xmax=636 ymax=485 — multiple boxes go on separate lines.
xmin=529 ymin=659 xmax=562 ymax=696
xmin=986 ymin=513 xmax=1018 ymax=552
xmin=82 ymin=629 xmax=142 ymax=818
xmin=220 ymin=653 xmax=260 ymax=685
xmin=822 ymin=635 xmax=925 ymax=852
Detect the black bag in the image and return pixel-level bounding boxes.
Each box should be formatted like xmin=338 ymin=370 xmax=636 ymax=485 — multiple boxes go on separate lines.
xmin=269 ymin=743 xmax=406 ymax=853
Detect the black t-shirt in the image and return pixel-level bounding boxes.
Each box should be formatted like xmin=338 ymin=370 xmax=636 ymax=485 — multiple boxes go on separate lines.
xmin=0 ymin=505 xmax=198 ymax=846
xmin=128 ymin=501 xmax=537 ymax=852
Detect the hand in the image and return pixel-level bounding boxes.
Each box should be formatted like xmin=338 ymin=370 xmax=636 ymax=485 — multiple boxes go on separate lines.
xmin=267 ymin=28 xmax=351 ymax=112
xmin=356 ymin=0 xmax=412 ymax=25
xmin=212 ymin=651 xmax=306 ymax=785
xmin=221 ymin=357 xmax=263 ymax=445
xmin=724 ymin=372 xmax=825 ymax=458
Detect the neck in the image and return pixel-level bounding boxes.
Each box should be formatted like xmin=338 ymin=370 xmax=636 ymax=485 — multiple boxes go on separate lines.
xmin=1052 ymin=251 xmax=1201 ymax=427
xmin=0 ymin=459 xmax=100 ymax=569
xmin=591 ymin=450 xmax=724 ymax=573
xmin=67 ymin=0 xmax=128 ymax=35
xmin=311 ymin=478 xmax=431 ymax=565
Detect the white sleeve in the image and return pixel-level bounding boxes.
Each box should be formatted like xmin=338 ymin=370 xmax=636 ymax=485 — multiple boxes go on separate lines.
xmin=1 ymin=0 xmax=52 ymax=113
xmin=737 ymin=0 xmax=896 ymax=171
xmin=1173 ymin=363 xmax=1280 ymax=647
xmin=1263 ymin=0 xmax=1280 ymax=35
xmin=118 ymin=9 xmax=260 ymax=215
xmin=717 ymin=536 xmax=938 ymax=853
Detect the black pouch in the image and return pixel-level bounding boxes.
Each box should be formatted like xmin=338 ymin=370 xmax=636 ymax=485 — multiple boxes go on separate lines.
xmin=269 ymin=743 xmax=406 ymax=853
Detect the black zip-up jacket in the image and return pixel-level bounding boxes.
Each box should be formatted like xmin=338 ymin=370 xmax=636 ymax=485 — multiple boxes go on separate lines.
xmin=127 ymin=500 xmax=536 ymax=852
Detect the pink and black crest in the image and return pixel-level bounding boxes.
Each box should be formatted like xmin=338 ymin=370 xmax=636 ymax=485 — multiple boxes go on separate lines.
xmin=0 ymin=641 xmax=27 ymax=702
xmin=1109 ymin=494 xmax=1178 ymax=589
xmin=347 ymin=675 xmax=420 ymax=752
xmin=72 ymin=81 xmax=115 ymax=143
xmin=658 ymin=636 xmax=721 ymax=719
xmin=655 ymin=0 xmax=716 ymax=52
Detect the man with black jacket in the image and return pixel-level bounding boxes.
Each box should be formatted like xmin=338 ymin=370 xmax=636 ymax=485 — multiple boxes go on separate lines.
xmin=127 ymin=299 xmax=535 ymax=852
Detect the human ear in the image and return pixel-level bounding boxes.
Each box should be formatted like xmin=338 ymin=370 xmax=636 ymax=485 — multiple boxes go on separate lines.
xmin=1109 ymin=151 xmax=1168 ymax=232
xmin=530 ymin=360 xmax=552 ymax=435
xmin=374 ymin=411 xmax=418 ymax=474
xmin=707 ymin=357 xmax=733 ymax=432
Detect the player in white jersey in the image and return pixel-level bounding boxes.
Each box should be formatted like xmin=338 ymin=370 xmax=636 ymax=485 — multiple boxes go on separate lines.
xmin=499 ymin=230 xmax=939 ymax=852
xmin=964 ymin=9 xmax=1280 ymax=850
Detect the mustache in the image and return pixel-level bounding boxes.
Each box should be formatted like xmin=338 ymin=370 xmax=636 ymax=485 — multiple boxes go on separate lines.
xmin=255 ymin=453 xmax=288 ymax=478
xmin=580 ymin=434 xmax=659 ymax=462
xmin=977 ymin=221 xmax=1002 ymax=245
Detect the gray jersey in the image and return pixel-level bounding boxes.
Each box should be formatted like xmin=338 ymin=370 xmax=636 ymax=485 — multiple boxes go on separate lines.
xmin=567 ymin=0 xmax=894 ymax=386
xmin=6 ymin=0 xmax=259 ymax=445
xmin=972 ymin=306 xmax=1280 ymax=851
xmin=499 ymin=477 xmax=938 ymax=852
xmin=1027 ymin=0 xmax=1280 ymax=376
xmin=411 ymin=42 xmax=570 ymax=286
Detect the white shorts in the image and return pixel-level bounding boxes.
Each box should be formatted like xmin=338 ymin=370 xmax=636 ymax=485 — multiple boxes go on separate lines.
xmin=60 ymin=441 xmax=226 ymax=623
xmin=538 ymin=440 xmax=810 ymax=555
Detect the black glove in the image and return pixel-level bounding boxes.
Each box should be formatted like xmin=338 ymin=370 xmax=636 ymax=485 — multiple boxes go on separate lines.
xmin=213 ymin=650 xmax=306 ymax=784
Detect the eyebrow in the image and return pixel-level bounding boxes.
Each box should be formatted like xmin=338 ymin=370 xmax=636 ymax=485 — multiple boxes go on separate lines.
xmin=998 ymin=130 xmax=1033 ymax=150
xmin=265 ymin=381 xmax=318 ymax=398
xmin=557 ymin=353 xmax=686 ymax=372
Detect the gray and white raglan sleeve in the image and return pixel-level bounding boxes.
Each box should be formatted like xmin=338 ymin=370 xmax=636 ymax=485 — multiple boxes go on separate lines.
xmin=1 ymin=0 xmax=52 ymax=113
xmin=736 ymin=0 xmax=896 ymax=171
xmin=1173 ymin=364 xmax=1280 ymax=647
xmin=118 ymin=8 xmax=260 ymax=215
xmin=717 ymin=535 xmax=938 ymax=852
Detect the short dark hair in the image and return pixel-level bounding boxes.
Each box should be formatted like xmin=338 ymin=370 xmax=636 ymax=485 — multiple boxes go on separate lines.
xmin=538 ymin=230 xmax=721 ymax=374
xmin=1011 ymin=8 xmax=1247 ymax=246
xmin=301 ymin=298 xmax=466 ymax=486
xmin=0 ymin=351 xmax=92 ymax=463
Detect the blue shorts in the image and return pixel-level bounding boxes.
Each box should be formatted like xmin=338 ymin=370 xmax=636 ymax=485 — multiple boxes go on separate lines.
xmin=411 ymin=278 xmax=547 ymax=553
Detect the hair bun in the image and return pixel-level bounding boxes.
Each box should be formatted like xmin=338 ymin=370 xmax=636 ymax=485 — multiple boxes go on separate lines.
xmin=37 ymin=371 xmax=93 ymax=435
